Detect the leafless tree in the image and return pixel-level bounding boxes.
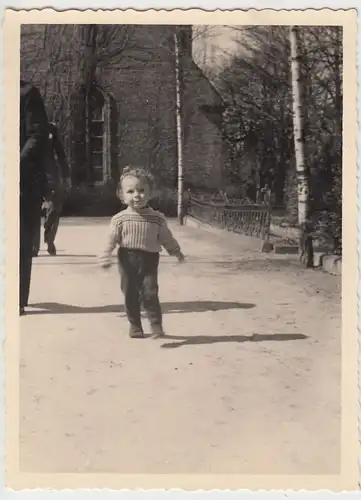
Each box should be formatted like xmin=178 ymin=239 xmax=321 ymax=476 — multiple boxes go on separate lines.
xmin=212 ymin=24 xmax=342 ymax=253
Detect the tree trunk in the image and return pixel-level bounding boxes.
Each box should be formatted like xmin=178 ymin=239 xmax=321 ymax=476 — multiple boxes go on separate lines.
xmin=289 ymin=26 xmax=314 ymax=267
xmin=84 ymin=24 xmax=97 ymax=185
xmin=334 ymin=27 xmax=342 ymax=136
xmin=174 ymin=31 xmax=184 ymax=225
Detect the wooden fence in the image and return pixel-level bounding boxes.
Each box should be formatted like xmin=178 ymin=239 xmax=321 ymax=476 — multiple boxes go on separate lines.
xmin=188 ymin=195 xmax=272 ymax=241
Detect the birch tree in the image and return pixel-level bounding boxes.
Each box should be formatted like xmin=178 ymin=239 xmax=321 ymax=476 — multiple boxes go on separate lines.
xmin=289 ymin=25 xmax=314 ymax=267
xmin=174 ymin=30 xmax=185 ymax=225
xmin=212 ymin=25 xmax=342 ymax=252
xmin=154 ymin=26 xmax=215 ymax=223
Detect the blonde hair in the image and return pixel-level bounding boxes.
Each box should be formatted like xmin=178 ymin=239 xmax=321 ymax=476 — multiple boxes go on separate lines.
xmin=117 ymin=166 xmax=155 ymax=199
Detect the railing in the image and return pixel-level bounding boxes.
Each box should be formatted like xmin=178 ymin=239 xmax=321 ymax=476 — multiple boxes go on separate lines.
xmin=188 ymin=195 xmax=271 ymax=241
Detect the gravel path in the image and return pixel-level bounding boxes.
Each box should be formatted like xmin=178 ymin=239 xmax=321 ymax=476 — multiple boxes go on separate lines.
xmin=19 ymin=218 xmax=341 ymax=475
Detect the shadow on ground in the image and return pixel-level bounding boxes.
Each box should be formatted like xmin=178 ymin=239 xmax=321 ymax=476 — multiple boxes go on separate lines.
xmin=207 ymin=259 xmax=301 ymax=272
xmin=160 ymin=332 xmax=308 ymax=348
xmin=35 ymin=253 xmax=98 ymax=259
xmin=27 ymin=301 xmax=255 ymax=315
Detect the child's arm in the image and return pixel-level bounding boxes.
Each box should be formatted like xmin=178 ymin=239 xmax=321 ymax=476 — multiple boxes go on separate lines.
xmin=99 ymin=218 xmax=119 ymax=268
xmin=159 ymin=215 xmax=185 ymax=262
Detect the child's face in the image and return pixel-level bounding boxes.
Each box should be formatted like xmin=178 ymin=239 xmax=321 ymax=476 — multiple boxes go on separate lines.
xmin=121 ymin=176 xmax=150 ymax=209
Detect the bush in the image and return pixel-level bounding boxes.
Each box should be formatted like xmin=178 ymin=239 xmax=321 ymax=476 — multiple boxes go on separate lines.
xmin=63 ymin=183 xmax=122 ymax=216
xmin=149 ymin=186 xmax=178 ymax=217
xmin=311 ymin=211 xmax=340 ymax=254
xmin=62 ymin=183 xmax=179 ymax=217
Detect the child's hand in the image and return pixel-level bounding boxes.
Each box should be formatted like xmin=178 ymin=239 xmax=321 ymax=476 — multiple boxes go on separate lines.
xmin=100 ymin=260 xmax=112 ymax=269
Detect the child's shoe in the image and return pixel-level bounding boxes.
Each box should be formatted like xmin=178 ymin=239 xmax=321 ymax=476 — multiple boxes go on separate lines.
xmin=129 ymin=325 xmax=145 ymax=339
xmin=150 ymin=324 xmax=165 ymax=339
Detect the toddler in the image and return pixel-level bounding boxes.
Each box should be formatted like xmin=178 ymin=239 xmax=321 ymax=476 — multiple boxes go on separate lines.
xmin=100 ymin=166 xmax=185 ymax=338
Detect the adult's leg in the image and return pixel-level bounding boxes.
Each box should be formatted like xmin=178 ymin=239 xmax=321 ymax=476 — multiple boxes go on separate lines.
xmin=19 ymin=200 xmax=31 ymax=310
xmin=20 ymin=194 xmax=42 ymax=311
xmin=44 ymin=187 xmax=63 ymax=254
xmin=117 ymin=248 xmax=143 ymax=336
xmin=141 ymin=252 xmax=163 ymax=335
xmin=32 ymin=211 xmax=41 ymax=256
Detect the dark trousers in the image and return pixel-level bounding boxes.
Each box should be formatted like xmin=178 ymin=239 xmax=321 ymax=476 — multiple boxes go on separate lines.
xmin=20 ymin=192 xmax=42 ymax=308
xmin=33 ymin=187 xmax=64 ymax=251
xmin=117 ymin=248 xmax=162 ymax=330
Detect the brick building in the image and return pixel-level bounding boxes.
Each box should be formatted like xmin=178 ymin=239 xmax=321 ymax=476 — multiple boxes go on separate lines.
xmin=20 ymin=24 xmax=224 ymax=211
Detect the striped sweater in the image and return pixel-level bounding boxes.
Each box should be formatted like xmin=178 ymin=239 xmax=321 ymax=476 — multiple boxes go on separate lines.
xmin=100 ymin=207 xmax=181 ymax=265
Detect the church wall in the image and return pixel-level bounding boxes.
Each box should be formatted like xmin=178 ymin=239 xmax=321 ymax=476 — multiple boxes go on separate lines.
xmin=20 ymin=23 xmax=225 ymax=213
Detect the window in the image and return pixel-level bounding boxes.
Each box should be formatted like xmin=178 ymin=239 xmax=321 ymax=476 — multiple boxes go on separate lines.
xmin=90 ymin=92 xmax=105 ymax=121
xmin=91 ymin=121 xmax=104 ymax=137
xmin=90 ymin=137 xmax=103 ymax=152
xmin=70 ymin=84 xmax=113 ymax=186
xmin=87 ymin=87 xmax=108 ymax=185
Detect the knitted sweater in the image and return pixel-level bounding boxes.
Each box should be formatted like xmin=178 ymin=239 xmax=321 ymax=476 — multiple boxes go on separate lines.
xmin=100 ymin=206 xmax=181 ymax=265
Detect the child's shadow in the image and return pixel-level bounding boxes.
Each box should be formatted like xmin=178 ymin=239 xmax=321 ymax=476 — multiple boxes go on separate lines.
xmin=160 ymin=333 xmax=308 ymax=348
xmin=163 ymin=301 xmax=254 ymax=314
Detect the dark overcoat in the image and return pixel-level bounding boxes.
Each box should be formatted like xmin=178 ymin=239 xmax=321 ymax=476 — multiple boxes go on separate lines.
xmin=20 ymin=80 xmax=49 ymax=198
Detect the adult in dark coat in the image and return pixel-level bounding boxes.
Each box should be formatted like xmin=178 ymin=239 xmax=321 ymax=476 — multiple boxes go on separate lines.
xmin=20 ymin=80 xmax=49 ymax=315
xmin=32 ymin=122 xmax=71 ymax=256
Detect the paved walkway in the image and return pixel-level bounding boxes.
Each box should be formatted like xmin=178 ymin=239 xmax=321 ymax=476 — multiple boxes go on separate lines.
xmin=20 ymin=218 xmax=341 ymax=475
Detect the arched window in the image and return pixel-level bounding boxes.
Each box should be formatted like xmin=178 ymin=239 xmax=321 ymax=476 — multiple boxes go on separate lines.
xmin=70 ymin=84 xmax=113 ymax=186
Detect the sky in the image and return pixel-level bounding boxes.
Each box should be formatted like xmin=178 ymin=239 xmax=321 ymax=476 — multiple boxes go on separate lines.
xmin=192 ymin=25 xmax=246 ymax=74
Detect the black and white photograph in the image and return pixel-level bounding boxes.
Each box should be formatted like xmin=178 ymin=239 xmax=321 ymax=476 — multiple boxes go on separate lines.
xmin=3 ymin=7 xmax=358 ymax=491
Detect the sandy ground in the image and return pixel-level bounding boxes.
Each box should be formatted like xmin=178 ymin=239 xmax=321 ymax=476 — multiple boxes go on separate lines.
xmin=19 ymin=218 xmax=341 ymax=475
